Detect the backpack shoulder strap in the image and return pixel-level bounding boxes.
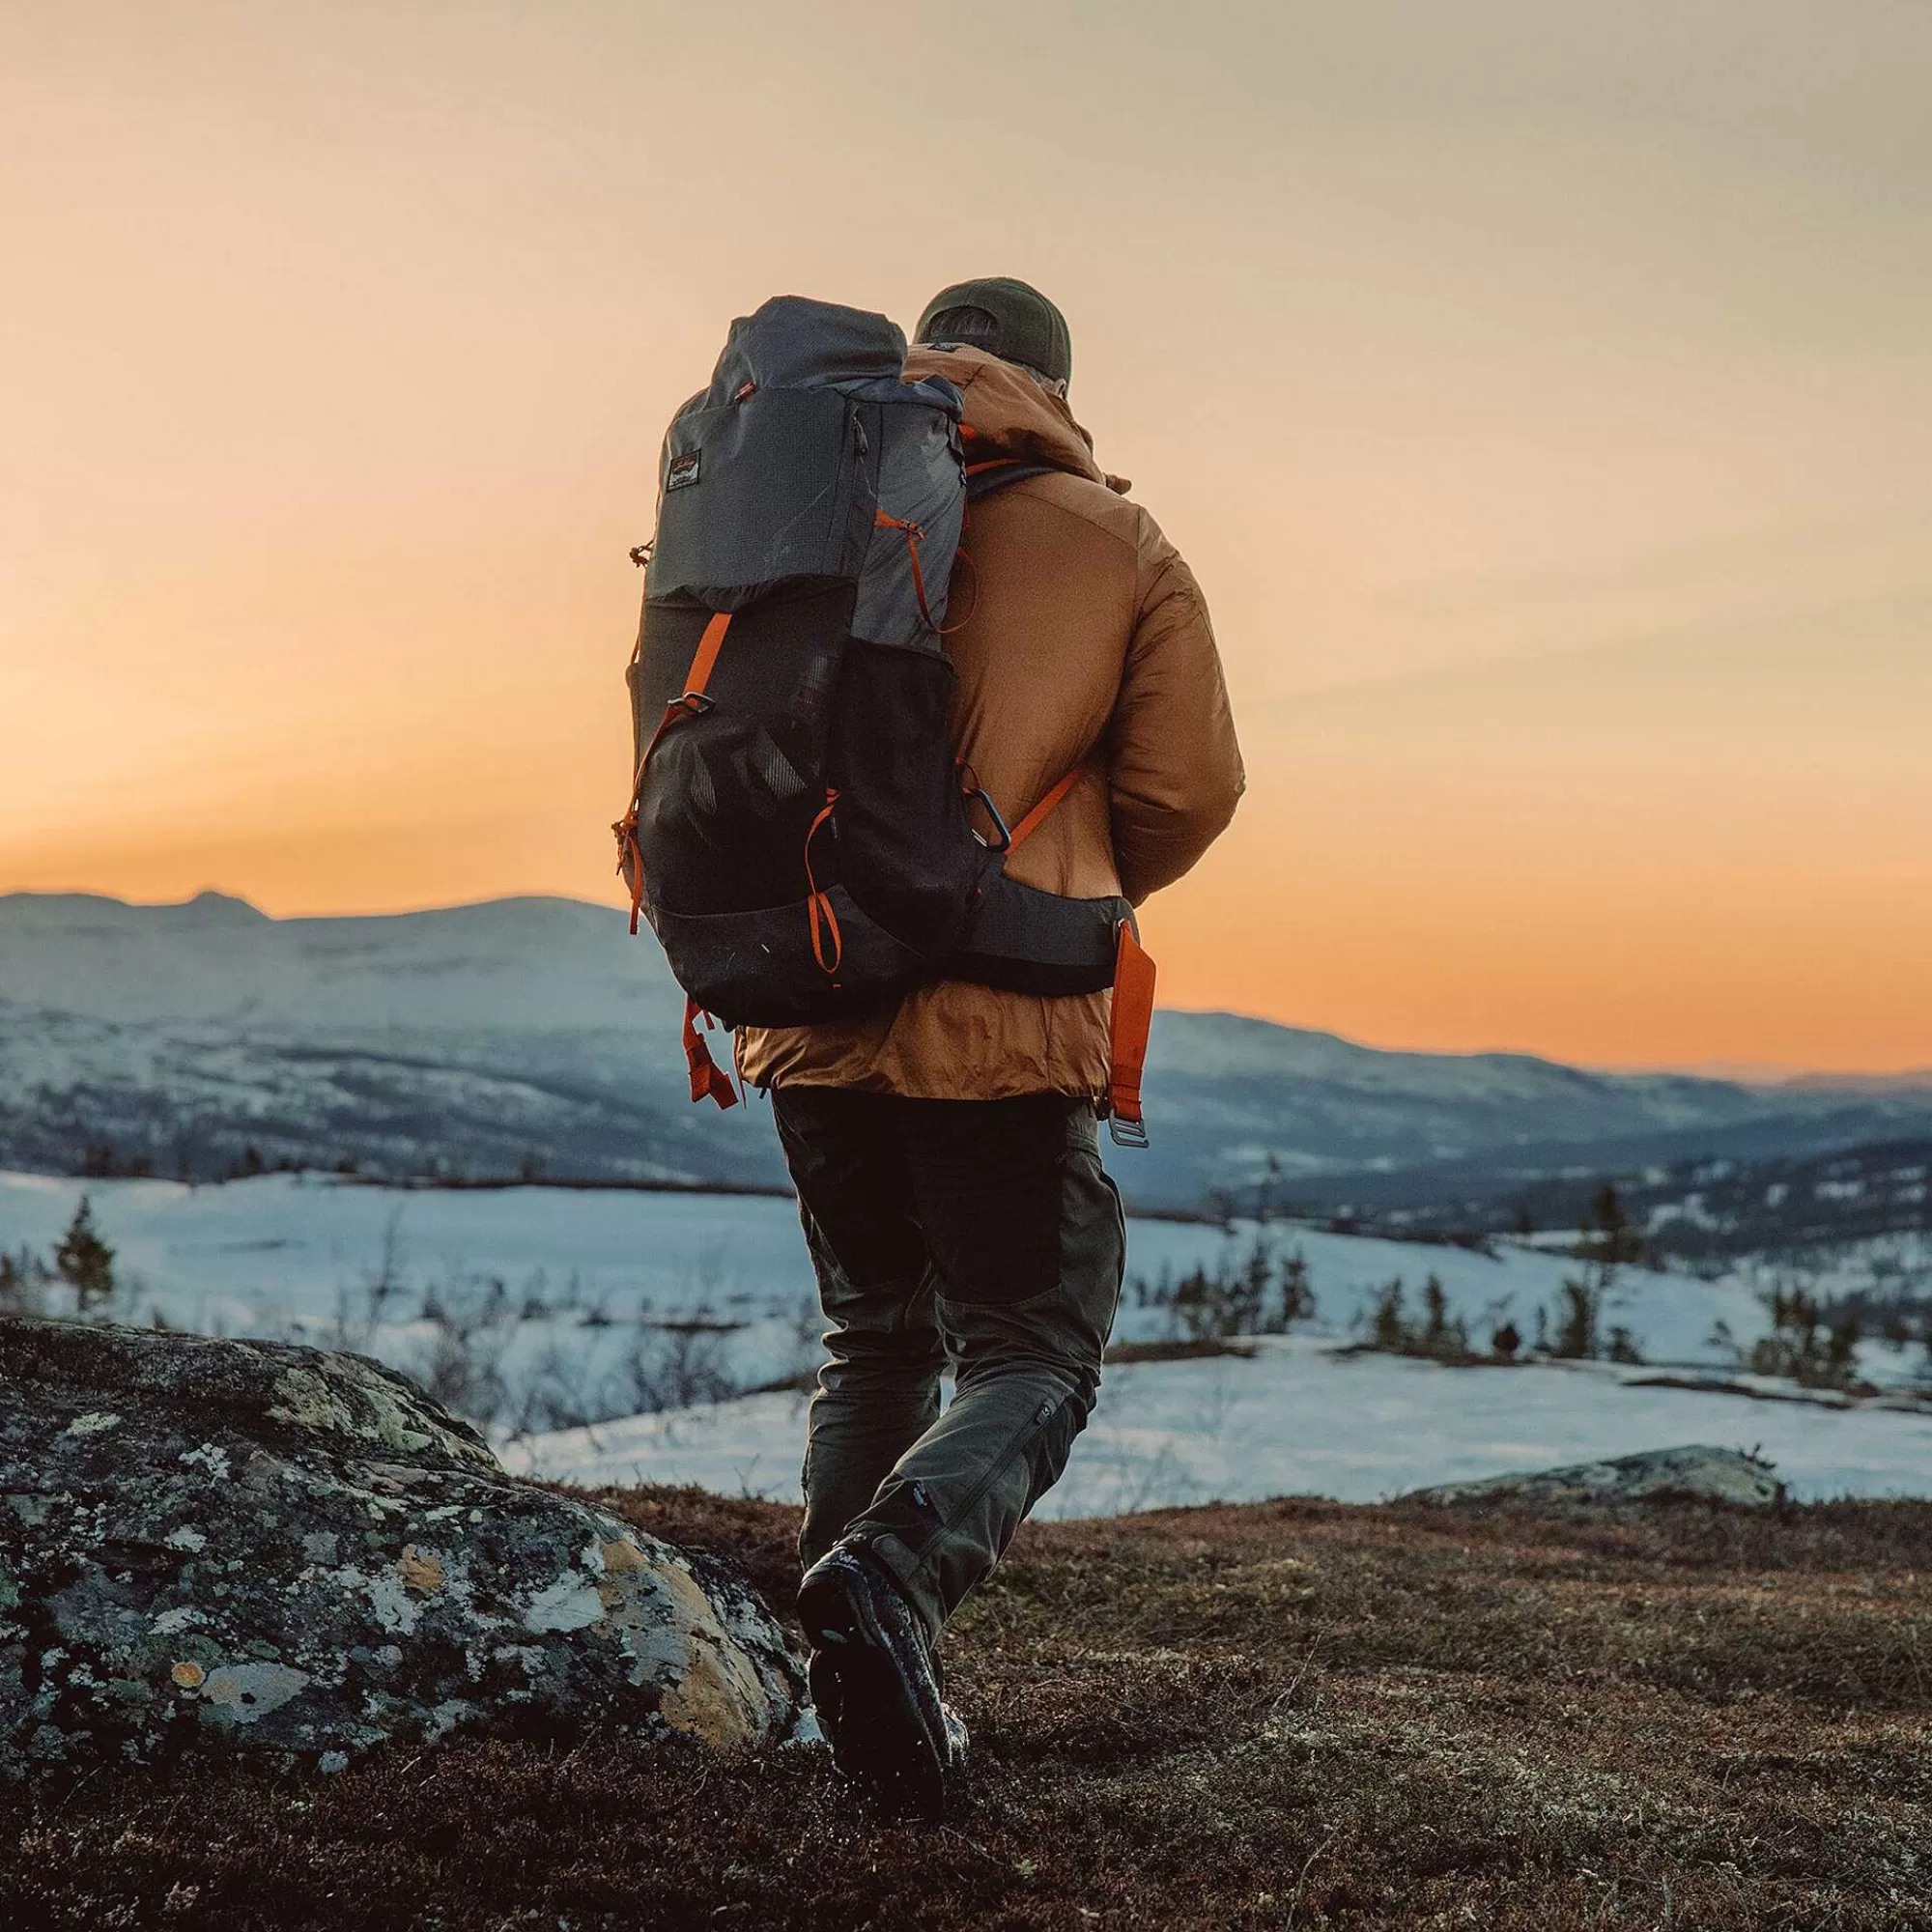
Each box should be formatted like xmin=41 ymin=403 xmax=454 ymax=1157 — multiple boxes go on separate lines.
xmin=964 ymin=459 xmax=1063 ymax=501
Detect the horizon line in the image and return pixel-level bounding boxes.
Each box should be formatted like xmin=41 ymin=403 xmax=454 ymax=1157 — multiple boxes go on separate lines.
xmin=6 ymin=882 xmax=1931 ymax=1091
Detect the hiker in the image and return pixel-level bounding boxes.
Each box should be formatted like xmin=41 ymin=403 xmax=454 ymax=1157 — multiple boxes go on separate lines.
xmin=736 ymin=279 xmax=1245 ymax=1813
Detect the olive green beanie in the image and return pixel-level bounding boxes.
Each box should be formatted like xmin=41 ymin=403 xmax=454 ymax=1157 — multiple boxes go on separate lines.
xmin=914 ymin=276 xmax=1072 ymax=388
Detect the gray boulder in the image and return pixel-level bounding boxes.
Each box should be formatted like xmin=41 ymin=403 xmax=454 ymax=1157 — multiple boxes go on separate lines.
xmin=0 ymin=1317 xmax=805 ymax=1784
xmin=1402 ymin=1443 xmax=1784 ymax=1509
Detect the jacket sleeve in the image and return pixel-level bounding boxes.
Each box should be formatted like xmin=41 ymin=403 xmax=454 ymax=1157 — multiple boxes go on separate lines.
xmin=1102 ymin=517 xmax=1245 ymax=904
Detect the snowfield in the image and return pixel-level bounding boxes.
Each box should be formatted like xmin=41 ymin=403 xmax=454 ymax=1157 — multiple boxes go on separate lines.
xmin=4 ymin=1170 xmax=1927 ymax=1506
xmin=499 ymin=1339 xmax=1932 ymax=1510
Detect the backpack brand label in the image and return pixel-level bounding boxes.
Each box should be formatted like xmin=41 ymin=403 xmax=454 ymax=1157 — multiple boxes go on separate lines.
xmin=666 ymin=450 xmax=701 ymax=491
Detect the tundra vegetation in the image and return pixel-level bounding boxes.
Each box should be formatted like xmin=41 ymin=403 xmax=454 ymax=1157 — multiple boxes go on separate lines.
xmin=0 ymin=1196 xmax=116 ymax=1319
xmin=4 ymin=1483 xmax=1927 ymax=1928
xmin=1128 ymin=1199 xmax=1667 ymax=1370
xmin=1130 ymin=1237 xmax=1317 ymax=1347
xmin=1 ymin=1197 xmax=819 ymax=1437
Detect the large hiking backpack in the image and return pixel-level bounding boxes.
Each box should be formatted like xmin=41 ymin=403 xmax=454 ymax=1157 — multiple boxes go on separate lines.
xmin=614 ymin=297 xmax=1152 ymax=1137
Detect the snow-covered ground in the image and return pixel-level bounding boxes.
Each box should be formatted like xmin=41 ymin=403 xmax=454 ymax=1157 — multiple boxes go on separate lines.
xmin=501 ymin=1339 xmax=1932 ymax=1509
xmin=0 ymin=1170 xmax=826 ymax=1428
xmin=5 ymin=1170 xmax=1928 ymax=1505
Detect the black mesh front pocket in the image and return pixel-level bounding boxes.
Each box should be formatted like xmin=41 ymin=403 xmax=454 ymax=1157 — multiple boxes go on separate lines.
xmin=633 ymin=584 xmax=853 ymax=917
xmin=641 ymin=723 xmax=820 ymax=914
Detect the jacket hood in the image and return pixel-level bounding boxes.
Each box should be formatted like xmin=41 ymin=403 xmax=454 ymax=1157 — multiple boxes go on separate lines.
xmin=904 ymin=344 xmax=1128 ymax=496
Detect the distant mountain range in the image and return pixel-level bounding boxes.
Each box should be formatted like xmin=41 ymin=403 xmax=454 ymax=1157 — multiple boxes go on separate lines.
xmin=3 ymin=891 xmax=1930 ymax=1211
xmin=1362 ymin=1134 xmax=1932 ymax=1266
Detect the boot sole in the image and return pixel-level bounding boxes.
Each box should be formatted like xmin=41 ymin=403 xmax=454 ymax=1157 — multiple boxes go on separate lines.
xmin=798 ymin=1564 xmax=947 ymax=1822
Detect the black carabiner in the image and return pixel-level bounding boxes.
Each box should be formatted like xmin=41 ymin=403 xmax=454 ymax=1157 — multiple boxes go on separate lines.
xmin=968 ymin=787 xmax=1011 ymax=851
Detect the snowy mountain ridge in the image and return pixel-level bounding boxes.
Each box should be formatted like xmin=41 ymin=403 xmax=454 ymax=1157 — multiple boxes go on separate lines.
xmin=4 ymin=890 xmax=1930 ymax=1207
xmin=0 ymin=890 xmax=682 ymax=1035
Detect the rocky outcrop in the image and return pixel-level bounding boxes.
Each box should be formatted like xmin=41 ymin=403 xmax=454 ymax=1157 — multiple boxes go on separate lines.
xmin=1402 ymin=1443 xmax=1784 ymax=1509
xmin=0 ymin=1317 xmax=805 ymax=1784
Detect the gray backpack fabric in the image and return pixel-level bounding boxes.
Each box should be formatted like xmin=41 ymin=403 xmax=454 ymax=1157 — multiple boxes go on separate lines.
xmin=645 ymin=298 xmax=967 ymax=645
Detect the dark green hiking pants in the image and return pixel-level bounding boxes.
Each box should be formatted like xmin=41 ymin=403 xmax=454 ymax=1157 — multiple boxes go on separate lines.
xmin=772 ymin=1088 xmax=1126 ymax=1640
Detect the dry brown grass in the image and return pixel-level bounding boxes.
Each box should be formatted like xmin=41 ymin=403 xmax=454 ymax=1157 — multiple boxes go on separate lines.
xmin=5 ymin=1486 xmax=1931 ymax=1929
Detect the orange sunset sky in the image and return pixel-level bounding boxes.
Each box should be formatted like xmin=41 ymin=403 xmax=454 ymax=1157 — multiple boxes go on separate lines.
xmin=4 ymin=3 xmax=1928 ymax=1074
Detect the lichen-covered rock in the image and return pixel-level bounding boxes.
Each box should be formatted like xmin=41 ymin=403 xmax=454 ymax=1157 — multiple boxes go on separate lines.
xmin=0 ymin=1317 xmax=805 ymax=1784
xmin=1402 ymin=1443 xmax=1784 ymax=1509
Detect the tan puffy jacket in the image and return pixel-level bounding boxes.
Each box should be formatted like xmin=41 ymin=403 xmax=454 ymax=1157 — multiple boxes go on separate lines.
xmin=737 ymin=345 xmax=1244 ymax=1100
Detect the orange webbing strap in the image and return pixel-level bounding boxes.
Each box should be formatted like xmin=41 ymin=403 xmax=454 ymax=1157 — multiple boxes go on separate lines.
xmin=614 ymin=612 xmax=734 ymax=934
xmin=806 ymin=891 xmax=842 ymax=979
xmin=682 ymin=997 xmax=738 ymax=1110
xmin=1106 ymin=923 xmax=1156 ymax=1147
xmin=1006 ymin=766 xmax=1083 ymax=851
xmin=683 ymin=610 xmax=730 ymax=699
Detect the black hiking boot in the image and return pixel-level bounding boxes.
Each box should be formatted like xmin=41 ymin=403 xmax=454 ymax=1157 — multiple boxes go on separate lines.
xmin=797 ymin=1543 xmax=964 ymax=1822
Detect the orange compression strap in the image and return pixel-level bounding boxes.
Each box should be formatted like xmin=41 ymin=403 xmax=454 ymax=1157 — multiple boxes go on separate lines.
xmin=1106 ymin=923 xmax=1156 ymax=1147
xmin=682 ymin=998 xmax=738 ymax=1110
xmin=1006 ymin=767 xmax=1083 ymax=851
xmin=683 ymin=611 xmax=730 ymax=699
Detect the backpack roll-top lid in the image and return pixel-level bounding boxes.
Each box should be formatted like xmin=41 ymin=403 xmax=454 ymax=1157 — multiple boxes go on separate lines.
xmin=644 ymin=297 xmax=965 ymax=614
xmin=701 ymin=296 xmax=907 ymax=398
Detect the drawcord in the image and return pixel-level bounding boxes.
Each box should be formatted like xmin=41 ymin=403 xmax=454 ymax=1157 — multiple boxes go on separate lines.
xmin=873 ymin=509 xmax=973 ymax=637
xmin=804 ymin=788 xmax=843 ymax=980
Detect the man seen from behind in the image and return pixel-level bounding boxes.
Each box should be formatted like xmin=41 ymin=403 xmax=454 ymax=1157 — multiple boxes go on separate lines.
xmin=736 ymin=276 xmax=1244 ymax=1818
